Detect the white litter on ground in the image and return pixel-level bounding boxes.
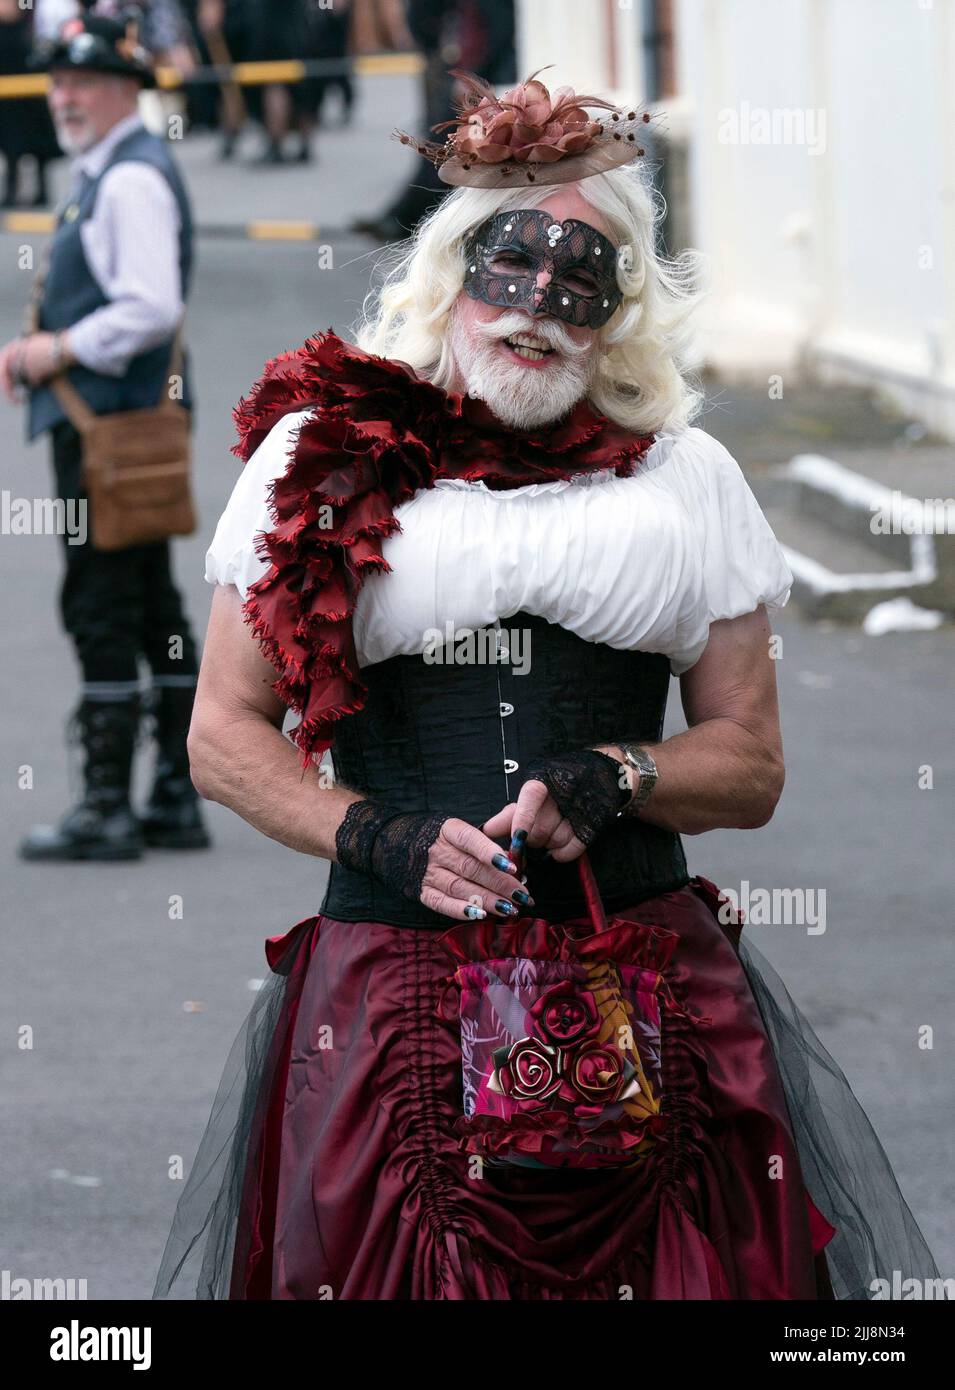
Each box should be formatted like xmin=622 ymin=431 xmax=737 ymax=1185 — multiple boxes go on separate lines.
xmin=862 ymin=598 xmax=946 ymax=635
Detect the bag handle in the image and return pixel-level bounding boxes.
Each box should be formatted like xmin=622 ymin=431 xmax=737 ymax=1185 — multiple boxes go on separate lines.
xmin=509 ymin=842 xmax=608 ymax=934
xmin=49 ymin=373 xmax=98 ymax=433
xmin=575 ymin=852 xmax=608 ymax=934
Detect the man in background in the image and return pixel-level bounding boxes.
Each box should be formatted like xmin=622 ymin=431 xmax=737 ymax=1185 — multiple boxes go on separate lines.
xmin=351 ymin=0 xmax=515 ymax=241
xmin=0 ymin=2 xmax=209 ymax=860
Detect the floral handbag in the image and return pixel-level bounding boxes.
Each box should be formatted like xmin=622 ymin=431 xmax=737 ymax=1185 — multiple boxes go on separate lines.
xmin=436 ymin=852 xmax=683 ymax=1171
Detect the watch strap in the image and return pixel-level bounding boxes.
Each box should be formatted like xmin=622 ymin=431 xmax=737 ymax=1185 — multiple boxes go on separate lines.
xmin=618 ymin=742 xmax=658 ymax=810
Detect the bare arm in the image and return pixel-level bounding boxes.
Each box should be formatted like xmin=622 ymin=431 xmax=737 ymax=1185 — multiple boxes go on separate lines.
xmin=484 ymin=606 xmax=785 ymax=855
xmin=188 ymin=584 xmax=528 ymax=919
xmin=602 ymin=606 xmax=785 ymax=835
xmin=187 ymin=583 xmax=361 ymax=858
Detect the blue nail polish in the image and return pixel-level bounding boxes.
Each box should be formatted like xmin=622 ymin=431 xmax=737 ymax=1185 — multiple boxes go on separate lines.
xmin=511 ymin=829 xmax=528 ymax=847
xmin=495 ymin=899 xmax=518 ymax=916
xmin=464 ymin=904 xmax=486 ymax=920
xmin=492 ymin=852 xmax=517 ymax=873
xmin=512 ymin=888 xmax=534 ymax=907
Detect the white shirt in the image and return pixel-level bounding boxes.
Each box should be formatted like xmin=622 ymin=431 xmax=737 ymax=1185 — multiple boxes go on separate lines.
xmin=63 ymin=114 xmax=184 ymax=378
xmin=204 ymin=411 xmax=794 ymax=676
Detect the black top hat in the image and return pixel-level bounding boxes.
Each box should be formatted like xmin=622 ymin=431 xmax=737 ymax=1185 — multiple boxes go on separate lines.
xmin=31 ymin=3 xmax=157 ymax=89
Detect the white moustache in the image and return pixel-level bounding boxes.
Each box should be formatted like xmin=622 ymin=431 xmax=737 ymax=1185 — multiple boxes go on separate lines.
xmin=473 ymin=312 xmax=590 ymax=359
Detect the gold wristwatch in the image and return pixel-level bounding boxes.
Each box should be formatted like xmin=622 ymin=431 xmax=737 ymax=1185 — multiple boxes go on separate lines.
xmin=617 ymin=742 xmax=659 ymax=813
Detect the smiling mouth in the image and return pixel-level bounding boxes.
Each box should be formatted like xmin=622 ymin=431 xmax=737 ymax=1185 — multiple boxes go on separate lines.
xmin=504 ymin=334 xmax=555 ymax=362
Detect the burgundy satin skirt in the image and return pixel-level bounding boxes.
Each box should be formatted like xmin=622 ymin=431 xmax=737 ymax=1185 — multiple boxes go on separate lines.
xmin=226 ymin=875 xmax=838 ymax=1300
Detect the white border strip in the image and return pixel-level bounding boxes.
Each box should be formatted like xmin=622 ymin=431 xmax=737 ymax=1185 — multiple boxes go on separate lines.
xmin=779 ymin=454 xmax=937 ymax=596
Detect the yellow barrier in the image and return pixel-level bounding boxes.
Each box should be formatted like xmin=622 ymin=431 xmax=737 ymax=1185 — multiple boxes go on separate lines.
xmin=0 ymin=51 xmax=423 ymax=99
xmin=227 ymin=61 xmax=307 ymax=88
xmin=2 ymin=212 xmax=55 ymax=234
xmin=0 ymin=73 xmax=47 ymax=98
xmin=0 ymin=212 xmax=335 ymax=241
xmin=246 ymin=220 xmax=320 ymax=241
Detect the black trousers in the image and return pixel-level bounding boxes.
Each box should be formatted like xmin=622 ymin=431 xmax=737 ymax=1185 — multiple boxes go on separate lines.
xmin=51 ymin=421 xmax=200 ymax=689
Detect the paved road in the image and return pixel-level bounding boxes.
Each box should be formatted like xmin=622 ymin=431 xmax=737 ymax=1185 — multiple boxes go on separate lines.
xmin=1 ymin=86 xmax=952 ymax=1297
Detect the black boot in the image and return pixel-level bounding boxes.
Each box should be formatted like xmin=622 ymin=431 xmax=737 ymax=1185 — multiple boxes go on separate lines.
xmin=139 ymin=684 xmax=211 ymax=850
xmin=20 ymin=697 xmax=144 ymax=862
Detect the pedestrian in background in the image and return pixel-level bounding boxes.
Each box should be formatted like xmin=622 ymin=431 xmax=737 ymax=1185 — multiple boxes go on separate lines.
xmin=35 ymin=0 xmax=196 ymax=69
xmin=245 ymin=0 xmax=316 ymax=164
xmin=351 ymin=0 xmax=515 ymax=242
xmin=0 ymin=0 xmax=61 ymax=207
xmin=0 ymin=2 xmax=209 ymax=861
xmin=302 ymin=0 xmax=354 ymax=132
xmin=184 ymin=0 xmax=252 ymax=158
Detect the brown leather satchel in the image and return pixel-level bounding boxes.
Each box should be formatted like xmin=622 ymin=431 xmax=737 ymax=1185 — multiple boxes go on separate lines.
xmin=49 ymin=331 xmax=197 ymax=552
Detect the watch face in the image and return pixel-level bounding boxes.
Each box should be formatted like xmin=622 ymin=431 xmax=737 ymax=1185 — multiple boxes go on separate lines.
xmin=620 ymin=744 xmax=657 ymax=799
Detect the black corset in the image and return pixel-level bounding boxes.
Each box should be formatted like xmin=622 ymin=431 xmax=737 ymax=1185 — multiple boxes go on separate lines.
xmin=321 ymin=612 xmax=689 ymax=926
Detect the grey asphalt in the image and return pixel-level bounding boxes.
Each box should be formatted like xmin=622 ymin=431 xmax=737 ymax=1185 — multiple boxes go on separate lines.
xmin=1 ymin=80 xmax=952 ymax=1298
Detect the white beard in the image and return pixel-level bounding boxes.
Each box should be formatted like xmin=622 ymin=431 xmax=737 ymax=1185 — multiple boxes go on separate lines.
xmin=449 ymin=309 xmax=598 ymax=430
xmin=53 ymin=116 xmax=99 ymax=156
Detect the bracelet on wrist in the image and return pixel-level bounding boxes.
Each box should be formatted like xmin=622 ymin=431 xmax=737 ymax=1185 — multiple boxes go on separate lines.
xmin=50 ymin=331 xmax=69 ymax=373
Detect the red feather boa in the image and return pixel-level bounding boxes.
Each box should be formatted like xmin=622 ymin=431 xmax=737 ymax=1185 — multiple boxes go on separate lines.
xmin=231 ymin=330 xmax=656 ymax=762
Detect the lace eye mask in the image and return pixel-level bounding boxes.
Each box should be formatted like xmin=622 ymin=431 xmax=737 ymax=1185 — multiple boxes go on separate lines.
xmin=463 ymin=209 xmax=624 ymax=329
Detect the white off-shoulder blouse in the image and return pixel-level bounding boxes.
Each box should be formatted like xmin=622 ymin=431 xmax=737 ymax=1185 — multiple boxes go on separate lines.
xmin=204 ymin=409 xmax=793 ymax=675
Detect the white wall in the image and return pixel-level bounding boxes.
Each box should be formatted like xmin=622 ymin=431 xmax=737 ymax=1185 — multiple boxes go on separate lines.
xmin=515 ymin=0 xmax=955 ymax=438
xmin=675 ymin=0 xmax=955 ymax=436
xmin=516 ymin=0 xmax=646 ymax=103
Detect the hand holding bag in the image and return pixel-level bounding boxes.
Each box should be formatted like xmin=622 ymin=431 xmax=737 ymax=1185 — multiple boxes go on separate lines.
xmin=436 ymin=851 xmax=685 ymax=1171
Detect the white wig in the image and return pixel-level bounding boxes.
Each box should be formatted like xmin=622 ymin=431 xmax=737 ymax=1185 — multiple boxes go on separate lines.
xmin=353 ymin=161 xmax=706 ymax=434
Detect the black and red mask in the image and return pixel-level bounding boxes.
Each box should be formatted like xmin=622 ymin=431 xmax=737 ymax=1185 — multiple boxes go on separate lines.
xmin=462 ymin=209 xmax=624 ymax=330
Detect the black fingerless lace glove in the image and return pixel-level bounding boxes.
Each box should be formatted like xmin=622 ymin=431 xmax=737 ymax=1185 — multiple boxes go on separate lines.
xmin=522 ymin=749 xmax=631 ymax=846
xmin=335 ymin=800 xmax=448 ymax=903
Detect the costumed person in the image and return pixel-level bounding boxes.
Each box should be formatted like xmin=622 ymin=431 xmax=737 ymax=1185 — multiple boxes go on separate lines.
xmin=153 ymin=71 xmax=939 ymax=1300
xmin=0 ymin=0 xmax=209 ymax=859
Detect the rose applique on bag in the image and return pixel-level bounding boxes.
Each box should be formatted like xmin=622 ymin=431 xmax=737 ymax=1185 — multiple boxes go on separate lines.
xmin=436 ymin=853 xmax=684 ymax=1170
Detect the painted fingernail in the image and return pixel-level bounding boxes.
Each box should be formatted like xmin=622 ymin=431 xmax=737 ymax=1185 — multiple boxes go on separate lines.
xmin=494 ymin=899 xmax=519 ymax=916
xmin=511 ymin=888 xmax=534 ymax=907
xmin=464 ymin=904 xmax=487 ymax=920
xmin=511 ymin=829 xmax=528 ymax=848
xmin=492 ymin=853 xmax=517 ymax=873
